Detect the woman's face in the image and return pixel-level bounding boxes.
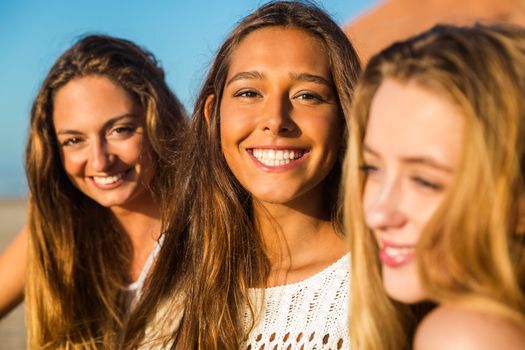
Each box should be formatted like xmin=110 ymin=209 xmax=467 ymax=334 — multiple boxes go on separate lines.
xmin=362 ymin=79 xmax=464 ymax=303
xmin=219 ymin=26 xmax=341 ymax=213
xmin=53 ymin=75 xmax=155 ymax=211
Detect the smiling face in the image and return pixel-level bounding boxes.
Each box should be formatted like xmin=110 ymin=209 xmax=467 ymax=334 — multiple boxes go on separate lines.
xmin=53 ymin=75 xmax=155 ymax=211
xmin=219 ymin=26 xmax=341 ymax=212
xmin=362 ymin=79 xmax=464 ymax=303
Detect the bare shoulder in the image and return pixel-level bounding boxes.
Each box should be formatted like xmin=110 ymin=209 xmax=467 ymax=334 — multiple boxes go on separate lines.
xmin=0 ymin=224 xmax=28 ymax=318
xmin=414 ymin=304 xmax=525 ymax=350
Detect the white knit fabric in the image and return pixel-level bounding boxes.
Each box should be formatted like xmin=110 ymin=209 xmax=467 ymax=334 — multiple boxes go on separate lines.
xmin=243 ymin=254 xmax=350 ymax=350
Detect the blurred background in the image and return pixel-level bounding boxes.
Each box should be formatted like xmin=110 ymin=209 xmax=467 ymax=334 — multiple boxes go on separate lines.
xmin=0 ymin=0 xmax=376 ymax=200
xmin=0 ymin=1 xmax=376 ymax=348
xmin=3 ymin=0 xmax=524 ymax=348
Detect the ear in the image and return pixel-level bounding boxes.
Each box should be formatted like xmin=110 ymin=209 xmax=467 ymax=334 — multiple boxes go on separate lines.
xmin=204 ymin=94 xmax=215 ymax=125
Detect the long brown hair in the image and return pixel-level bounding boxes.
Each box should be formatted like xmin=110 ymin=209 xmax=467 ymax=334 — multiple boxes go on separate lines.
xmin=25 ymin=34 xmax=187 ymax=349
xmin=124 ymin=1 xmax=361 ymax=348
xmin=344 ymin=24 xmax=525 ymax=350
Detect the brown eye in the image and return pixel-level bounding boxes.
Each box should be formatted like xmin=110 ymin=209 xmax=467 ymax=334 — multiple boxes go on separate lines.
xmin=234 ymin=89 xmax=260 ymax=98
xmin=112 ymin=126 xmax=135 ymax=134
xmin=295 ymin=92 xmax=323 ymax=102
xmin=61 ymin=137 xmax=82 ymax=147
xmin=108 ymin=125 xmax=137 ymax=139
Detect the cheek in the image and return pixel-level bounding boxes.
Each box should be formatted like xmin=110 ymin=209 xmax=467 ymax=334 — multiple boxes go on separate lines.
xmin=362 ymin=180 xmax=379 ymax=225
xmin=139 ymin=146 xmax=157 ymax=179
xmin=308 ymin=109 xmax=341 ymax=146
xmin=219 ymin=125 xmax=237 ymax=168
xmin=220 ymin=105 xmax=253 ymax=141
xmin=306 ymin=111 xmax=342 ymax=174
xmin=119 ymin=138 xmax=145 ymax=164
xmin=408 ymin=192 xmax=446 ymax=234
xmin=60 ymin=151 xmax=85 ymax=177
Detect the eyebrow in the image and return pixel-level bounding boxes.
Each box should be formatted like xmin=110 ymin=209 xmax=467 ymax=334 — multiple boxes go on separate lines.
xmin=225 ymin=70 xmax=333 ymax=88
xmin=56 ymin=113 xmax=140 ymax=135
xmin=363 ymin=144 xmax=455 ymax=173
xmin=290 ymin=72 xmax=333 ymax=87
xmin=225 ymin=71 xmax=263 ymax=86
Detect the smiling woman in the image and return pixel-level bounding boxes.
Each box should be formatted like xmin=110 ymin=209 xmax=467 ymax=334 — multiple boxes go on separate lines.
xmin=344 ymin=24 xmax=525 ymax=350
xmin=122 ymin=1 xmax=360 ymax=349
xmin=362 ymin=79 xmax=465 ymax=303
xmin=18 ymin=35 xmax=187 ymax=349
xmin=218 ymin=26 xmax=341 ymax=210
xmin=53 ymin=76 xmax=155 ymax=209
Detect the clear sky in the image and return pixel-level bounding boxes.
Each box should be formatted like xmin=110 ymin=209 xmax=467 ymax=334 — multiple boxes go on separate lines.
xmin=0 ymin=0 xmax=377 ymax=197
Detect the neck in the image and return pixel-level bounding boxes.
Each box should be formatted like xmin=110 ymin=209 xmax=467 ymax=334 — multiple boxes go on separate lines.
xmin=255 ymin=202 xmax=329 ymax=260
xmin=254 ymin=192 xmax=346 ymax=286
xmin=110 ymin=192 xmax=161 ymax=281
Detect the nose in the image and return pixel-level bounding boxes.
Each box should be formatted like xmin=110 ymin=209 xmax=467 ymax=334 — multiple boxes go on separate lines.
xmin=260 ymin=94 xmax=297 ymax=135
xmin=89 ymin=139 xmax=114 ymax=172
xmin=364 ymin=178 xmax=406 ymax=232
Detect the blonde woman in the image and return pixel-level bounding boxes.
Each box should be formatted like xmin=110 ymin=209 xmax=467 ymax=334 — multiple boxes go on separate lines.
xmin=21 ymin=35 xmax=187 ymax=349
xmin=344 ymin=24 xmax=525 ymax=349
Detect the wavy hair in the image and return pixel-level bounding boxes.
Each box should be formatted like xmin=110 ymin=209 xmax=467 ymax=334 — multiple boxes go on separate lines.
xmin=124 ymin=1 xmax=361 ymax=348
xmin=344 ymin=24 xmax=525 ymax=350
xmin=25 ymin=34 xmax=187 ymax=349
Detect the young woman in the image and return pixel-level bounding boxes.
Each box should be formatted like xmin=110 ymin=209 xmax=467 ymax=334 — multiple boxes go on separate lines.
xmin=124 ymin=1 xmax=361 ymax=349
xmin=20 ymin=34 xmax=187 ymax=349
xmin=344 ymin=24 xmax=525 ymax=349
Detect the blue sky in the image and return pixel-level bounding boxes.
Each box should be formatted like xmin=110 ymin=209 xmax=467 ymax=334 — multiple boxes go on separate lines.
xmin=0 ymin=0 xmax=377 ymax=197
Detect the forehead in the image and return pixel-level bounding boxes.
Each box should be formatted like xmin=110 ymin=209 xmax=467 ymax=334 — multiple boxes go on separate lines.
xmin=365 ymin=79 xmax=464 ymax=166
xmin=53 ymin=75 xmax=139 ymax=129
xmin=227 ymin=26 xmax=331 ymax=78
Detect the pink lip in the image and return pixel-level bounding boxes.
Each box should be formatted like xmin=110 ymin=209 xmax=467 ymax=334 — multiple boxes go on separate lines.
xmin=247 ymin=147 xmax=309 ymax=172
xmin=378 ymin=238 xmax=416 ymax=268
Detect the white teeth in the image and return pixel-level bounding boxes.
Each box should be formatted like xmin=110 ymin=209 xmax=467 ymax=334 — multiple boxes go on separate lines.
xmin=384 ymin=246 xmax=415 ymax=257
xmin=251 ymin=148 xmax=304 ymax=166
xmin=93 ymin=173 xmax=123 ymax=185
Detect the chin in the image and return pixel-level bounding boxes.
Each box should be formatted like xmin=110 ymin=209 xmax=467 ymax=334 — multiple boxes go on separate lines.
xmin=383 ymin=265 xmax=426 ymax=304
xmin=385 ymin=287 xmax=426 ymax=305
xmin=250 ymin=188 xmax=296 ymax=205
xmin=91 ymin=196 xmax=130 ymax=208
xmin=84 ymin=190 xmax=135 ymax=208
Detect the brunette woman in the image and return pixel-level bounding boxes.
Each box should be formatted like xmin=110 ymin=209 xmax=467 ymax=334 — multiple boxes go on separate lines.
xmin=124 ymin=1 xmax=361 ymax=349
xmin=20 ymin=34 xmax=186 ymax=349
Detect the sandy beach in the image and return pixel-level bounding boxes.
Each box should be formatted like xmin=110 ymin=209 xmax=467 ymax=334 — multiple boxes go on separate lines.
xmin=0 ymin=198 xmax=27 ymax=349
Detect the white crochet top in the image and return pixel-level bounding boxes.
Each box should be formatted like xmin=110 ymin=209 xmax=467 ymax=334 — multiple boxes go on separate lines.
xmin=243 ymin=254 xmax=350 ymax=350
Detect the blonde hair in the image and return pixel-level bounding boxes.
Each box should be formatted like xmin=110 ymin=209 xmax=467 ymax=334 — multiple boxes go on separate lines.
xmin=344 ymin=24 xmax=525 ymax=350
xmin=25 ymin=35 xmax=186 ymax=349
